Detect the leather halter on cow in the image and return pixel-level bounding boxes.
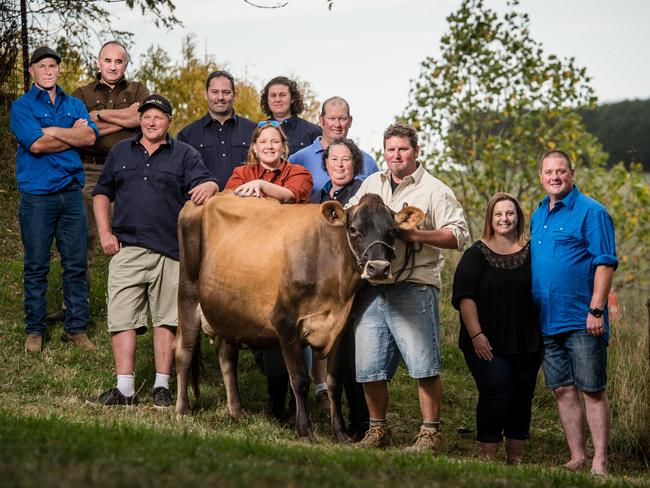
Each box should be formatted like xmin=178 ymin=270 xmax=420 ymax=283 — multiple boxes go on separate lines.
xmin=174 ymin=192 xmax=424 ymax=441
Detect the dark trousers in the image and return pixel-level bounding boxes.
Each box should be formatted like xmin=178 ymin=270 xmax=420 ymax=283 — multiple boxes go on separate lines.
xmin=463 ymin=349 xmax=541 ymax=442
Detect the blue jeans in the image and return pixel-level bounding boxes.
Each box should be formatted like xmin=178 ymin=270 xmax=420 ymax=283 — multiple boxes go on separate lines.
xmin=354 ymin=283 xmax=441 ymax=382
xmin=19 ymin=186 xmax=88 ymax=336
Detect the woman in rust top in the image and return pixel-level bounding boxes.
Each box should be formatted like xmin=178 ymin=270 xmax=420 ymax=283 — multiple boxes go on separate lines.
xmin=226 ymin=121 xmax=313 ymax=420
xmin=225 ymin=120 xmax=312 ymax=203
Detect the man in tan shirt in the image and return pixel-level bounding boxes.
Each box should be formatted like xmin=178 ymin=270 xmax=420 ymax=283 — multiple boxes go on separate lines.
xmin=348 ymin=122 xmax=470 ymax=454
xmin=48 ymin=41 xmax=149 ymax=321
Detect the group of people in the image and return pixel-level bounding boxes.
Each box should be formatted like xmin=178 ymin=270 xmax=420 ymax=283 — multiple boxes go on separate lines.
xmin=10 ymin=42 xmax=617 ymax=475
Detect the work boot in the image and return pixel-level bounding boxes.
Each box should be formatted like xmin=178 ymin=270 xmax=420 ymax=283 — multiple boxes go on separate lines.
xmin=61 ymin=332 xmax=96 ymax=351
xmin=24 ymin=334 xmax=43 ymax=353
xmin=45 ymin=307 xmax=66 ymax=322
xmin=354 ymin=423 xmax=392 ymax=448
xmin=403 ymin=426 xmax=442 ymax=454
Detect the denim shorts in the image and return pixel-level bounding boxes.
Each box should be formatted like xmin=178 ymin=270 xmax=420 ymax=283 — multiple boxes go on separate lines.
xmin=542 ymin=329 xmax=608 ymax=392
xmin=354 ymin=282 xmax=441 ymax=382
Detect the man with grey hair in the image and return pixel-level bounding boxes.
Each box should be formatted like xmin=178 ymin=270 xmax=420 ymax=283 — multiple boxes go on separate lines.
xmin=291 ymin=96 xmax=378 ymax=197
xmin=47 ymin=41 xmax=149 ymax=322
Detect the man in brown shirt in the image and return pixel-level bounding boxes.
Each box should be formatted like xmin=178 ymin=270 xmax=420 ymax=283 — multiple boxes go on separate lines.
xmin=48 ymin=40 xmax=149 ymax=321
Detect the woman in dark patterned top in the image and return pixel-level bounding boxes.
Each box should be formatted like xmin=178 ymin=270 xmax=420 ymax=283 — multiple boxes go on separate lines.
xmin=452 ymin=192 xmax=542 ymax=464
xmin=311 ymin=138 xmax=364 ymax=204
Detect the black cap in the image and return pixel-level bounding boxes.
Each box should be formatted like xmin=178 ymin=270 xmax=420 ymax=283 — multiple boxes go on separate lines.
xmin=30 ymin=46 xmax=61 ymax=66
xmin=138 ymin=94 xmax=173 ymax=116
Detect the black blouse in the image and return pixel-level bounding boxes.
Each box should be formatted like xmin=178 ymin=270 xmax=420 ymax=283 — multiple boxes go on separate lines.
xmin=451 ymin=240 xmax=541 ymax=355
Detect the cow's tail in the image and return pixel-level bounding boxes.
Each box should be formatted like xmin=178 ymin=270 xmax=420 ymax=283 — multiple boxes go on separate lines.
xmin=189 ymin=312 xmax=202 ymax=400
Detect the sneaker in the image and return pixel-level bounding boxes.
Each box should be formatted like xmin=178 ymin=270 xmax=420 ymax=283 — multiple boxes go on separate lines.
xmin=61 ymin=332 xmax=96 ymax=351
xmin=315 ymin=390 xmax=331 ymax=410
xmin=88 ymin=387 xmax=137 ymax=406
xmin=354 ymin=423 xmax=392 ymax=448
xmin=153 ymin=387 xmax=173 ymax=408
xmin=403 ymin=426 xmax=442 ymax=454
xmin=24 ymin=334 xmax=43 ymax=353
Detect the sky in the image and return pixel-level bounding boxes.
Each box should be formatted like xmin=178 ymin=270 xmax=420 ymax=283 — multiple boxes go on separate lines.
xmin=110 ymin=0 xmax=650 ymax=151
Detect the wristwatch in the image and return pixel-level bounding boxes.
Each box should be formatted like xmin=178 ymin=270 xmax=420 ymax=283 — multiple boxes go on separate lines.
xmin=589 ymin=307 xmax=604 ymax=318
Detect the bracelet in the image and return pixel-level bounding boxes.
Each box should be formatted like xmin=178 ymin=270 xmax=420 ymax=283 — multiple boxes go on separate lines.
xmin=470 ymin=331 xmax=483 ymax=340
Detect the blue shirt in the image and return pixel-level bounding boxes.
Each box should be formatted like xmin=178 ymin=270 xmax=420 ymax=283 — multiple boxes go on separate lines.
xmin=272 ymin=116 xmax=322 ymax=156
xmin=92 ymin=134 xmax=217 ymax=260
xmin=176 ymin=113 xmax=256 ymax=190
xmin=10 ymin=84 xmax=98 ymax=194
xmin=290 ymin=137 xmax=379 ymax=196
xmin=531 ymin=186 xmax=618 ymax=340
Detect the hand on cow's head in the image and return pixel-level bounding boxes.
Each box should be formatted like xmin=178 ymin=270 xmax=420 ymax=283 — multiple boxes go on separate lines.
xmin=320 ymin=201 xmax=347 ymax=226
xmin=394 ymin=205 xmax=424 ymax=230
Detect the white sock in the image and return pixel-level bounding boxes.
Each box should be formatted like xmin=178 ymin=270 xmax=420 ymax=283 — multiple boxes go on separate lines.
xmin=154 ymin=372 xmax=170 ymax=390
xmin=315 ymin=383 xmax=328 ymax=394
xmin=116 ymin=374 xmax=135 ymax=397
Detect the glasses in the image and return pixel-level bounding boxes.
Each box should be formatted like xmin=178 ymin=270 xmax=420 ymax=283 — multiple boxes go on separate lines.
xmin=257 ymin=120 xmax=281 ymax=128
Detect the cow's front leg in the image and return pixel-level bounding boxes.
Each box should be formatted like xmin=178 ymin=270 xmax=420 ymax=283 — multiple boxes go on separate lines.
xmin=215 ymin=337 xmax=246 ymax=420
xmin=277 ymin=327 xmax=314 ymax=442
xmin=326 ymin=329 xmax=352 ymax=443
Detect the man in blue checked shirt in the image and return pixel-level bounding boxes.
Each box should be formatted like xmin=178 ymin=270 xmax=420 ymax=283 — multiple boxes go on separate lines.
xmin=10 ymin=46 xmax=99 ymax=354
xmin=531 ymin=149 xmax=617 ymax=476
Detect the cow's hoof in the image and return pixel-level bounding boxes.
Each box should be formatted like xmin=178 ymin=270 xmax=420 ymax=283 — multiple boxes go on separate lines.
xmin=297 ymin=434 xmax=317 ymax=444
xmin=229 ymin=408 xmax=248 ymax=421
xmin=334 ymin=431 xmax=353 ymax=444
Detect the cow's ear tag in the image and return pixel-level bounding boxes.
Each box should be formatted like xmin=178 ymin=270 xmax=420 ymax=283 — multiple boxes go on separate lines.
xmin=394 ymin=206 xmax=424 ymax=230
xmin=320 ymin=201 xmax=346 ymax=226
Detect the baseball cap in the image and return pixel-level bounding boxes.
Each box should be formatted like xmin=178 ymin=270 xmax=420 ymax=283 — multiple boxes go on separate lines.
xmin=30 ymin=46 xmax=61 ymax=65
xmin=138 ymin=94 xmax=173 ymax=116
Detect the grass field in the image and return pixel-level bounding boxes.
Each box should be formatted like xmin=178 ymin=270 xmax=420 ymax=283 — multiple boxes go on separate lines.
xmin=0 ymin=124 xmax=649 ymax=486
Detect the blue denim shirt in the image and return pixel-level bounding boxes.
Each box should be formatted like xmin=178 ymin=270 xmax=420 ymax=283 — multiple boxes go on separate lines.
xmin=176 ymin=113 xmax=256 ymax=190
xmin=290 ymin=137 xmax=379 ymax=196
xmin=271 ymin=116 xmax=322 ymax=156
xmin=92 ymin=134 xmax=217 ymax=260
xmin=531 ymin=186 xmax=618 ymax=340
xmin=10 ymin=84 xmax=98 ymax=194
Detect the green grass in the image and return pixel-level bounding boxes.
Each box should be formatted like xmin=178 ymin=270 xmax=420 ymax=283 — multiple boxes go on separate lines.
xmin=0 ymin=117 xmax=649 ymax=486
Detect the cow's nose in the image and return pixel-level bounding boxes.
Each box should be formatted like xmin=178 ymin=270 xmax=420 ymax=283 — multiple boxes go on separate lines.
xmin=362 ymin=260 xmax=391 ymax=280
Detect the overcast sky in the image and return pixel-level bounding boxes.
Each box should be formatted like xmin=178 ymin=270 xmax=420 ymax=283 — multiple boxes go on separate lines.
xmin=111 ymin=0 xmax=650 ymax=150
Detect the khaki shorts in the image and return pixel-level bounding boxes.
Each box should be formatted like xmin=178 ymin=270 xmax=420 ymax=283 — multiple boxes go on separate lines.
xmin=107 ymin=245 xmax=179 ymax=333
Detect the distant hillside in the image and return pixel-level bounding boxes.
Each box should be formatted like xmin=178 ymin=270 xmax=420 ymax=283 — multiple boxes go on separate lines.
xmin=581 ymin=99 xmax=650 ymax=171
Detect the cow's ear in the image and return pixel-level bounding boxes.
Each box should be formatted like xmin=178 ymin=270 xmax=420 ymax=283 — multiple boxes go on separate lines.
xmin=320 ymin=201 xmax=347 ymax=226
xmin=394 ymin=206 xmax=424 ymax=230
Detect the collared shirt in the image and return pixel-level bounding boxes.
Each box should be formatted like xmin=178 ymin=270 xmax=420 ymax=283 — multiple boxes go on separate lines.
xmin=11 ymin=84 xmax=99 ymax=194
xmin=92 ymin=134 xmax=217 ymax=260
xmin=290 ymin=136 xmax=379 ymax=196
xmin=531 ymin=185 xmax=618 ymax=339
xmin=311 ymin=179 xmax=362 ymax=205
xmin=224 ymin=160 xmax=313 ymax=203
xmin=72 ymin=75 xmax=149 ymax=158
xmin=177 ymin=112 xmax=256 ymax=190
xmin=272 ymin=116 xmax=322 ymax=156
xmin=348 ymin=164 xmax=470 ymax=288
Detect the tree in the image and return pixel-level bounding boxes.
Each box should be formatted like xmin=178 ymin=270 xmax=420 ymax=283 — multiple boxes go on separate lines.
xmin=405 ymin=0 xmax=605 ymax=232
xmin=404 ymin=0 xmax=649 ymax=289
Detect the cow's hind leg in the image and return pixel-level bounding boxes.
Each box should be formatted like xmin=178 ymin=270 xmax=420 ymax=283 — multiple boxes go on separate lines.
xmin=175 ymin=291 xmax=201 ymax=417
xmin=326 ymin=328 xmax=352 ymax=443
xmin=215 ymin=337 xmax=246 ymax=420
xmin=277 ymin=328 xmax=314 ymax=442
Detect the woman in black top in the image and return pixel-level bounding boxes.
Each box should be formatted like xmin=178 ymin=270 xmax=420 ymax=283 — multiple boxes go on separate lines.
xmin=452 ymin=192 xmax=542 ymax=463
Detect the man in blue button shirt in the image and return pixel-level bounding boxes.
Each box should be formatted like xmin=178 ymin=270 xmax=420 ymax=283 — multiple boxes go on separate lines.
xmin=260 ymin=76 xmax=322 ymax=156
xmin=177 ymin=70 xmax=256 ymax=189
xmin=90 ymin=94 xmax=218 ymax=407
xmin=10 ymin=46 xmax=99 ymax=353
xmin=531 ymin=150 xmax=617 ymax=476
xmin=291 ymin=96 xmax=379 ymax=197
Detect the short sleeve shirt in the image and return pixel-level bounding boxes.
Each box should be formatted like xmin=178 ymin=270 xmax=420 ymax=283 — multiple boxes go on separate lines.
xmin=72 ymin=76 xmax=149 ymax=158
xmin=224 ymin=161 xmax=313 ymax=203
xmin=272 ymin=117 xmax=322 ymax=156
xmin=92 ymin=134 xmax=217 ymax=260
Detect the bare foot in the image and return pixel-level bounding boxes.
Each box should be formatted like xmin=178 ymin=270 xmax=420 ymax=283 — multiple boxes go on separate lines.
xmin=563 ymin=458 xmax=585 ymax=471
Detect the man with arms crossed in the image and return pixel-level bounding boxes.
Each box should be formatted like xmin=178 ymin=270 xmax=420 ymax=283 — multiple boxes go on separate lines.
xmin=11 ymin=46 xmax=98 ymax=353
xmin=348 ymin=123 xmax=470 ymax=453
xmin=47 ymin=41 xmax=149 ymax=322
xmin=531 ymin=150 xmax=617 ymax=475
xmin=90 ymin=95 xmax=218 ymax=406
xmin=291 ymin=96 xmax=378 ymax=197
xmin=177 ymin=70 xmax=256 ymax=189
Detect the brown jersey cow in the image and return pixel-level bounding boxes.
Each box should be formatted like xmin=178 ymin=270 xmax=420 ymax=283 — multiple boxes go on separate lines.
xmin=175 ymin=192 xmax=423 ymax=441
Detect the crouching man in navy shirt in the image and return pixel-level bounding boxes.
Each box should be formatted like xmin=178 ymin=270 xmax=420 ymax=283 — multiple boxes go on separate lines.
xmin=531 ymin=150 xmax=617 ymax=476
xmin=90 ymin=94 xmax=218 ymax=407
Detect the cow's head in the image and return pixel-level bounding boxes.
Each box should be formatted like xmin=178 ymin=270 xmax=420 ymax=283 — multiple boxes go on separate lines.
xmin=320 ymin=194 xmax=424 ymax=280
